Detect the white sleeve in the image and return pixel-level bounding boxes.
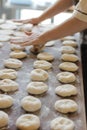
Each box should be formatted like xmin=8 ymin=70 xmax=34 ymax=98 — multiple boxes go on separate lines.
xmin=73 ymin=0 xmax=87 ymax=22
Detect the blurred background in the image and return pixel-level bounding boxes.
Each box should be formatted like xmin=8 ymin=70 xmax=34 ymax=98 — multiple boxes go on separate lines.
xmin=0 ymin=0 xmax=74 ymax=25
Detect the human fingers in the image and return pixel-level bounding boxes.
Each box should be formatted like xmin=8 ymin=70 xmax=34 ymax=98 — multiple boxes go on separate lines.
xmin=13 ymin=19 xmax=31 ymax=24
xmin=20 ymin=38 xmax=39 ymax=46
xmin=24 ymin=31 xmax=33 ymax=36
xmin=12 ymin=19 xmax=25 ymax=23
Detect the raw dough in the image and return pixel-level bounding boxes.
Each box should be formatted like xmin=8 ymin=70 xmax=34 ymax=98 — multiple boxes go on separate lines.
xmin=62 ymin=40 xmax=78 ymax=47
xmin=55 ymin=84 xmax=77 ymax=97
xmin=21 ymin=96 xmax=41 ymax=112
xmin=61 ymin=53 xmax=79 ymax=62
xmin=0 ymin=94 xmax=13 ymax=108
xmin=61 ymin=36 xmax=76 ymax=41
xmin=0 ymin=30 xmax=14 ymax=35
xmin=13 ymin=31 xmax=26 ymax=37
xmin=0 ymin=23 xmax=17 ymax=30
xmin=0 ymin=111 xmax=9 ymax=128
xmin=0 ymin=35 xmax=11 ymax=41
xmin=0 ymin=79 xmax=19 ymax=92
xmin=10 ymin=50 xmax=27 ymax=59
xmin=16 ymin=114 xmax=40 ymax=130
xmin=6 ymin=20 xmax=23 ymax=26
xmin=27 ymin=82 xmax=48 ymax=95
xmin=0 ymin=69 xmax=17 ymax=80
xmin=54 ymin=99 xmax=78 ymax=113
xmin=30 ymin=69 xmax=49 ymax=81
xmin=45 ymin=41 xmax=55 ymax=47
xmin=33 ymin=60 xmax=52 ymax=70
xmin=10 ymin=44 xmax=25 ymax=51
xmin=19 ymin=24 xmax=33 ymax=31
xmin=50 ymin=117 xmax=75 ymax=130
xmin=13 ymin=22 xmax=23 ymax=26
xmin=4 ymin=58 xmax=23 ymax=69
xmin=37 ymin=52 xmax=54 ymax=61
xmin=59 ymin=62 xmax=78 ymax=72
xmin=56 ymin=72 xmax=76 ymax=83
xmin=61 ymin=46 xmax=76 ymax=54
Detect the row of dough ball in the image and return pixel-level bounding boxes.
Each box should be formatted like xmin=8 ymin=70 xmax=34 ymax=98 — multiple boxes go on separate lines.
xmin=0 ymin=111 xmax=75 ymax=130
xmin=21 ymin=95 xmax=78 ymax=114
xmin=0 ymin=25 xmax=52 ymax=129
xmin=0 ymin=85 xmax=61 ymax=114
xmin=4 ymin=52 xmax=54 ymax=70
xmin=30 ymin=52 xmax=54 ymax=81
xmin=57 ymin=39 xmax=79 ymax=83
xmin=27 ymin=82 xmax=78 ymax=97
xmin=0 ymin=94 xmax=41 ymax=112
xmin=16 ymin=114 xmax=75 ymax=130
xmin=60 ymin=39 xmax=79 ymax=62
xmin=52 ymin=38 xmax=78 ymax=130
xmin=56 ymin=44 xmax=78 ymax=113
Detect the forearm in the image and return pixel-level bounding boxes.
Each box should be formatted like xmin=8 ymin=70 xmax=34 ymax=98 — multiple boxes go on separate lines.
xmin=40 ymin=17 xmax=87 ymax=42
xmin=38 ymin=0 xmax=74 ymax=22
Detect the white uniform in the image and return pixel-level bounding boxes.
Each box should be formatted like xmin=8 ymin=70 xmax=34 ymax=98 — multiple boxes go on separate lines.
xmin=73 ymin=0 xmax=87 ymax=22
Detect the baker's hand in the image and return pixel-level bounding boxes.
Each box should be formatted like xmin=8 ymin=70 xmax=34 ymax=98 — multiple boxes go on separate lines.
xmin=10 ymin=31 xmax=46 ymax=47
xmin=13 ymin=17 xmax=40 ymax=25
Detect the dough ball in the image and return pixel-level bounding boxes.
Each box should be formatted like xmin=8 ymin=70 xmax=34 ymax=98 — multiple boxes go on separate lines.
xmin=0 ymin=94 xmax=13 ymax=108
xmin=11 ymin=21 xmax=23 ymax=26
xmin=19 ymin=24 xmax=33 ymax=31
xmin=55 ymin=84 xmax=77 ymax=97
xmin=62 ymin=40 xmax=78 ymax=47
xmin=16 ymin=114 xmax=40 ymax=130
xmin=56 ymin=72 xmax=76 ymax=83
xmin=50 ymin=117 xmax=74 ymax=130
xmin=33 ymin=60 xmax=52 ymax=70
xmin=54 ymin=99 xmax=78 ymax=113
xmin=45 ymin=41 xmax=55 ymax=47
xmin=13 ymin=31 xmax=26 ymax=37
xmin=0 ymin=69 xmax=17 ymax=80
xmin=59 ymin=62 xmax=78 ymax=72
xmin=0 ymin=30 xmax=14 ymax=35
xmin=61 ymin=46 xmax=76 ymax=54
xmin=0 ymin=111 xmax=9 ymax=128
xmin=4 ymin=58 xmax=23 ymax=69
xmin=50 ymin=117 xmax=75 ymax=130
xmin=61 ymin=36 xmax=76 ymax=41
xmin=30 ymin=69 xmax=49 ymax=81
xmin=61 ymin=53 xmax=79 ymax=62
xmin=10 ymin=50 xmax=27 ymax=59
xmin=0 ymin=23 xmax=17 ymax=30
xmin=37 ymin=52 xmax=54 ymax=61
xmin=10 ymin=44 xmax=25 ymax=51
xmin=21 ymin=96 xmax=41 ymax=112
xmin=27 ymin=82 xmax=48 ymax=95
xmin=0 ymin=79 xmax=19 ymax=92
xmin=0 ymin=35 xmax=11 ymax=41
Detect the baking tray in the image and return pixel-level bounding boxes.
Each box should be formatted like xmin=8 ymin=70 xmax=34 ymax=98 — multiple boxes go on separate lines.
xmin=0 ymin=25 xmax=86 ymax=130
